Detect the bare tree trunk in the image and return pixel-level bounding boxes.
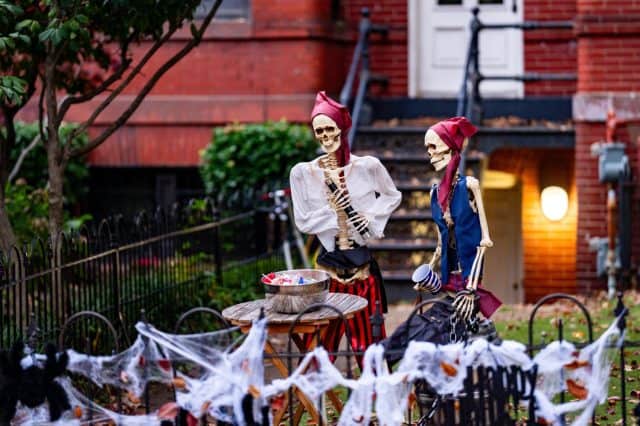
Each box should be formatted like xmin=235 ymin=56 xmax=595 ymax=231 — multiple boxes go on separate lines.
xmin=0 ymin=195 xmax=16 ymax=252
xmin=44 ymin=55 xmax=65 ymax=239
xmin=0 ymin=109 xmax=17 ymax=251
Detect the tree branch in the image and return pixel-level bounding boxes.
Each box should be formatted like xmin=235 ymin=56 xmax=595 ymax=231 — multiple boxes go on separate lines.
xmin=8 ymin=134 xmax=41 ymax=183
xmin=38 ymin=74 xmax=47 ymax=144
xmin=70 ymin=0 xmax=223 ymax=158
xmin=57 ymin=39 xmax=133 ymax=121
xmin=65 ymin=27 xmax=178 ymax=144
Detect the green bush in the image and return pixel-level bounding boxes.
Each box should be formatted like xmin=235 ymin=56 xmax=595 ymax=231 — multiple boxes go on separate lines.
xmin=4 ymin=180 xmax=49 ymax=242
xmin=199 ymin=120 xmax=316 ymax=205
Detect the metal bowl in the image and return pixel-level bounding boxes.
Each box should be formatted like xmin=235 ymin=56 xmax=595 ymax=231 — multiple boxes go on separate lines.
xmin=263 ymin=269 xmax=330 ymax=314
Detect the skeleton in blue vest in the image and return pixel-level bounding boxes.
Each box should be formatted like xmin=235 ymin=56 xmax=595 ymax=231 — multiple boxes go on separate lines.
xmin=415 ymin=117 xmax=502 ymax=322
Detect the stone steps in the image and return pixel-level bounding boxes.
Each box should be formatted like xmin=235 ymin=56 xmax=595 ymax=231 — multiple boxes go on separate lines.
xmin=353 ymin=123 xmax=574 ymax=301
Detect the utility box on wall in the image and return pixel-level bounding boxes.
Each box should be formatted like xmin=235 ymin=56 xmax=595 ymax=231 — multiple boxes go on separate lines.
xmin=596 ymin=143 xmax=630 ymax=183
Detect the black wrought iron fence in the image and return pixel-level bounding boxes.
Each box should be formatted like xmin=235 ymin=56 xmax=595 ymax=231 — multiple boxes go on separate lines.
xmin=3 ymin=291 xmax=640 ymax=425
xmin=0 ymin=200 xmax=291 ymax=350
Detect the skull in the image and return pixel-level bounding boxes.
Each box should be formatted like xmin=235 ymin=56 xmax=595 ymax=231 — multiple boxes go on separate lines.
xmin=425 ymin=129 xmax=452 ymax=172
xmin=312 ymin=114 xmax=341 ymax=154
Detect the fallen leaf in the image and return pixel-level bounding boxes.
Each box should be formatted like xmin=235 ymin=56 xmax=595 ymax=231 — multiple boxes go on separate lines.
xmin=172 ymin=377 xmax=187 ymax=390
xmin=564 ymin=359 xmax=590 ymax=370
xmin=127 ymin=391 xmax=141 ymax=405
xmin=74 ymin=406 xmax=82 ymax=418
xmin=440 ymin=361 xmax=458 ymax=377
xmin=566 ymin=379 xmax=588 ymax=400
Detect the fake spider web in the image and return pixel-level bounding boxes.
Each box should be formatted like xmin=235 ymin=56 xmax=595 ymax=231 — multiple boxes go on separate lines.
xmin=8 ymin=314 xmax=624 ymax=426
xmin=58 ymin=319 xmax=267 ymax=425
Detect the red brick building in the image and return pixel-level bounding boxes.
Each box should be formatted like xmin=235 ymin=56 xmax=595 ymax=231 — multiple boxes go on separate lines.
xmin=73 ymin=0 xmax=640 ymax=302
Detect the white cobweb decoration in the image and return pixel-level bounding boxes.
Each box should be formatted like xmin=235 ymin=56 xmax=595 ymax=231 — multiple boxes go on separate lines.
xmin=8 ymin=312 xmax=625 ymax=426
xmin=136 ymin=317 xmax=268 ymax=424
xmin=61 ymin=317 xmax=267 ymax=425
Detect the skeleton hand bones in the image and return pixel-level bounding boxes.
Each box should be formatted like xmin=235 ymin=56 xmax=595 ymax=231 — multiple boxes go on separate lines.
xmin=452 ymin=246 xmax=487 ymax=322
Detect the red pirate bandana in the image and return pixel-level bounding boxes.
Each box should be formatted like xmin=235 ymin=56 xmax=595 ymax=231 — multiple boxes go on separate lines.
xmin=430 ymin=116 xmax=478 ymax=212
xmin=311 ymin=91 xmax=352 ymax=167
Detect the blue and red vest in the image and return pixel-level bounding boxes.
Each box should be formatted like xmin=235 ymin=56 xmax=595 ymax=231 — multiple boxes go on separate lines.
xmin=431 ymin=176 xmax=481 ymax=285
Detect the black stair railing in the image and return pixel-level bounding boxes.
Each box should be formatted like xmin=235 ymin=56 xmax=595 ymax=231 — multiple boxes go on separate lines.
xmin=456 ymin=7 xmax=574 ymax=172
xmin=340 ymin=8 xmax=388 ymax=149
xmin=457 ymin=7 xmax=575 ymax=124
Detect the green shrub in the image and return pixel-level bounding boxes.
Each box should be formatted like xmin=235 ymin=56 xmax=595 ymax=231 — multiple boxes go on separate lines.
xmin=199 ymin=120 xmax=316 ymax=205
xmin=4 ymin=180 xmax=49 ymax=242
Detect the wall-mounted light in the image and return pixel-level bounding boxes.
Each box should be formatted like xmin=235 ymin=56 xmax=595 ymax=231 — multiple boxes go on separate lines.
xmin=540 ymin=186 xmax=569 ymax=221
xmin=539 ymin=160 xmax=571 ymax=222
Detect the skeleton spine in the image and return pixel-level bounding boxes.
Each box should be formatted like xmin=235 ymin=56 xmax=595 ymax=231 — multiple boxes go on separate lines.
xmin=321 ymin=153 xmax=352 ymax=250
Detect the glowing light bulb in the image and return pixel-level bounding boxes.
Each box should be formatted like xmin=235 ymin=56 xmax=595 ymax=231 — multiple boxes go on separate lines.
xmin=540 ymin=186 xmax=569 ymax=221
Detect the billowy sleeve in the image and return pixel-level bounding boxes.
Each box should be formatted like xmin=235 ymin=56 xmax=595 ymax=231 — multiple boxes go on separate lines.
xmin=289 ymin=163 xmax=339 ymax=237
xmin=361 ymin=157 xmax=402 ymax=238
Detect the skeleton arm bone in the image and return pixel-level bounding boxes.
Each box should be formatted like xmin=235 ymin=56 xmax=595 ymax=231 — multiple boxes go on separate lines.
xmin=429 ymin=225 xmax=442 ymax=268
xmin=466 ymin=177 xmax=493 ymax=248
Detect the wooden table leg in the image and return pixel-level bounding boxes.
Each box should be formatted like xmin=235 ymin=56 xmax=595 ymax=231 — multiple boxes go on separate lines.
xmin=290 ymin=325 xmax=345 ymax=424
xmin=265 ymin=340 xmax=320 ymax=425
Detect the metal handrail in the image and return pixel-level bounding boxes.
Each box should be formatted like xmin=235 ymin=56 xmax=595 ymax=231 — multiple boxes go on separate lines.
xmin=456 ymin=8 xmax=574 ymax=122
xmin=339 ymin=8 xmax=388 ymax=148
xmin=456 ymin=7 xmax=574 ymax=172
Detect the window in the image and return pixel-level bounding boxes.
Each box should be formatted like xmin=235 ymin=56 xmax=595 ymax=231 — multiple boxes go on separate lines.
xmin=478 ymin=0 xmax=503 ymax=4
xmin=438 ymin=0 xmax=463 ymax=4
xmin=195 ymin=0 xmax=249 ymax=21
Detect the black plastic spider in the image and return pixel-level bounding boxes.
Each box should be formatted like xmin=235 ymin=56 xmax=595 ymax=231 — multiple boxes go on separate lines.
xmin=0 ymin=341 xmax=70 ymax=424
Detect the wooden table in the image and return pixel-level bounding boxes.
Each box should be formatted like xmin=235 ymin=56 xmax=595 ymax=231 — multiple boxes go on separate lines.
xmin=222 ymin=293 xmax=368 ymax=425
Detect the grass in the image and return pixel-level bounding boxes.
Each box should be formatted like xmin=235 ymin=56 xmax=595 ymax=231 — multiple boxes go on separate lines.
xmin=295 ymin=292 xmax=640 ymax=425
xmin=494 ymin=291 xmax=640 ymax=425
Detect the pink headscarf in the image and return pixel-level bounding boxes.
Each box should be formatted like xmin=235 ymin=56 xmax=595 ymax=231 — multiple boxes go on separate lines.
xmin=310 ymin=91 xmax=352 ymax=167
xmin=430 ymin=116 xmax=478 ymax=212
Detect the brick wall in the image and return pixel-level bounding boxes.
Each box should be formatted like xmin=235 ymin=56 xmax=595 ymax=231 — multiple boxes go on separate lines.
xmin=343 ymin=1 xmax=408 ymax=97
xmin=52 ymin=0 xmax=351 ymax=166
xmin=524 ymin=0 xmax=577 ymax=96
xmin=490 ymin=148 xmax=578 ymax=302
xmin=573 ymin=0 xmax=640 ymax=292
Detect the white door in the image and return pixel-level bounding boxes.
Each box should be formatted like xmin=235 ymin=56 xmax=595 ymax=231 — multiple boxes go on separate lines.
xmin=483 ymin=184 xmax=524 ymax=304
xmin=409 ymin=0 xmax=524 ymax=98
